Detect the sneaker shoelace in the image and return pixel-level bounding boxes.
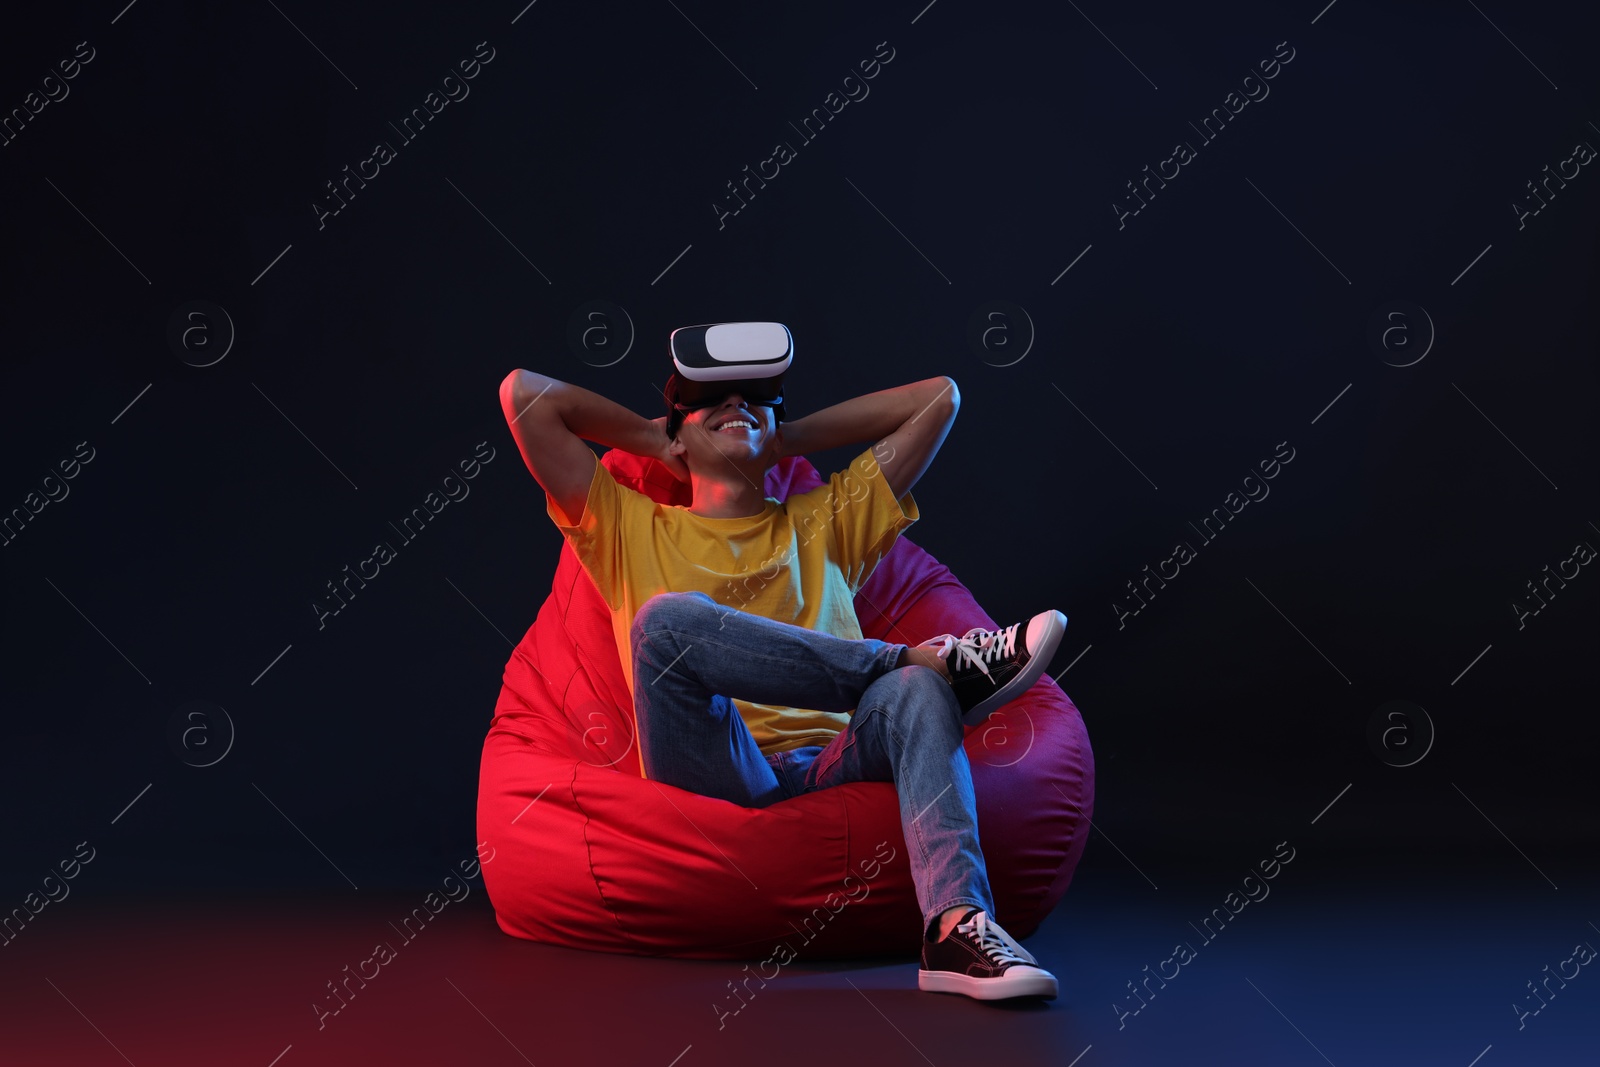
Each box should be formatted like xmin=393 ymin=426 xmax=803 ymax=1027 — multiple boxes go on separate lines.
xmin=957 ymin=910 xmax=1039 ymax=968
xmin=924 ymin=623 xmax=1020 ymax=681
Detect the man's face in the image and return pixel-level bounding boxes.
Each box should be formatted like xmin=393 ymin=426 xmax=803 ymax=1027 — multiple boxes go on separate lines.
xmin=669 ymin=392 xmax=780 ymax=476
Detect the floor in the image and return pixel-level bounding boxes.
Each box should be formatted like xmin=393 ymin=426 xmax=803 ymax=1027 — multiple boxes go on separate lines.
xmin=2 ymin=852 xmax=1594 ymax=1067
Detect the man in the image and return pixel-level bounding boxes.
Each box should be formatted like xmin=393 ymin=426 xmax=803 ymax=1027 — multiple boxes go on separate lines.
xmin=497 ymin=322 xmax=1067 ymax=1000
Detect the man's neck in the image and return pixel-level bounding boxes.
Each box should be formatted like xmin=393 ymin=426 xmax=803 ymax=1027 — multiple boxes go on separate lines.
xmin=688 ymin=471 xmax=769 ymax=518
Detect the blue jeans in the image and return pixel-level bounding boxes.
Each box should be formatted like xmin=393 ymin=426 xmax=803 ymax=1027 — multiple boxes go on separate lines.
xmin=630 ymin=591 xmax=995 ymax=942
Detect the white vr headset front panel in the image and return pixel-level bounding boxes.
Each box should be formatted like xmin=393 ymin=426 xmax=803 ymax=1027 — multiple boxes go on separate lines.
xmin=671 ymin=321 xmax=793 ymax=382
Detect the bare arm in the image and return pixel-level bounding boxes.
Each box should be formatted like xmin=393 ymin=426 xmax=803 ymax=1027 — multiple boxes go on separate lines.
xmin=498 ymin=369 xmax=685 ymax=525
xmin=776 ymin=376 xmax=959 ymax=498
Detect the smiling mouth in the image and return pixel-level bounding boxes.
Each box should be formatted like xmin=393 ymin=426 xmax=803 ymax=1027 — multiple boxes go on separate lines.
xmin=709 ymin=415 xmax=757 ymax=432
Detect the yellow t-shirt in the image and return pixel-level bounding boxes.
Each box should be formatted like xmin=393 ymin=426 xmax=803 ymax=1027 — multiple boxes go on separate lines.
xmin=547 ymin=448 xmax=919 ymax=773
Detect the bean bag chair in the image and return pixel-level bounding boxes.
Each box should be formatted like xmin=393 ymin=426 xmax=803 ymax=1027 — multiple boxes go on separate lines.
xmin=477 ymin=449 xmax=1095 ymax=959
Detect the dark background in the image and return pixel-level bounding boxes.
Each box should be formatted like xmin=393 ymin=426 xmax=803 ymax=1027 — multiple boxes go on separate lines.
xmin=2 ymin=0 xmax=1594 ymax=906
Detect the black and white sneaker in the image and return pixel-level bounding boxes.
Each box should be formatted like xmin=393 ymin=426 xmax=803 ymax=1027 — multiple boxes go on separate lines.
xmin=918 ymin=907 xmax=1058 ymax=1001
xmin=919 ymin=610 xmax=1067 ymax=726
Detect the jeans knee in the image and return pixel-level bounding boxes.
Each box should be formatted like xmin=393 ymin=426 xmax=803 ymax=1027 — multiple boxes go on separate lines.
xmin=631 ymin=590 xmax=715 ymax=644
xmin=882 ymin=665 xmax=960 ymax=726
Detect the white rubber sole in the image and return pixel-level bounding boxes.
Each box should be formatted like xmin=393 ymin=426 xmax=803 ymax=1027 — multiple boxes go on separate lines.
xmin=959 ymin=609 xmax=1068 ymax=728
xmin=918 ymin=967 xmax=1060 ymax=1000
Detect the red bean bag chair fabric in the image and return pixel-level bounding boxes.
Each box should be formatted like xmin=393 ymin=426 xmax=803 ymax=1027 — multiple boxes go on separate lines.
xmin=477 ymin=449 xmax=1095 ymax=959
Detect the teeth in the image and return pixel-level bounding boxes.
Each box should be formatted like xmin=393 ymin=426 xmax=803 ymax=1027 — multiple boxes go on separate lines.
xmin=717 ymin=419 xmax=754 ymax=431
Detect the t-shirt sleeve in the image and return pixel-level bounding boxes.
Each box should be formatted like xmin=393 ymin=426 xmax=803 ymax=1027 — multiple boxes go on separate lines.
xmin=796 ymin=447 xmax=920 ymax=592
xmin=545 ymin=457 xmax=641 ymax=611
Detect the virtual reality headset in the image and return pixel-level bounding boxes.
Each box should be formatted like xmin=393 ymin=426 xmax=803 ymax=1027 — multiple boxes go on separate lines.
xmin=665 ymin=321 xmax=792 ymax=436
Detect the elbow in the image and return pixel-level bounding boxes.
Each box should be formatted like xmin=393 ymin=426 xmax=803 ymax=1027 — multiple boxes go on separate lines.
xmin=933 ymin=375 xmax=960 ymax=419
xmin=499 ymin=369 xmax=527 ymax=412
xmin=501 ymin=369 xmax=554 ymax=420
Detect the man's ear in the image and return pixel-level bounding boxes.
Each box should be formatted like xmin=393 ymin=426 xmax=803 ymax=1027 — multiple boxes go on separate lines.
xmin=667 ymin=433 xmax=687 ymax=458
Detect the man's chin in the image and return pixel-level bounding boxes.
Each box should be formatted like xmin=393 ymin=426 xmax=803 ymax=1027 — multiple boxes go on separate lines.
xmin=710 ymin=433 xmax=763 ymax=456
xmin=705 ymin=438 xmax=776 ymax=478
